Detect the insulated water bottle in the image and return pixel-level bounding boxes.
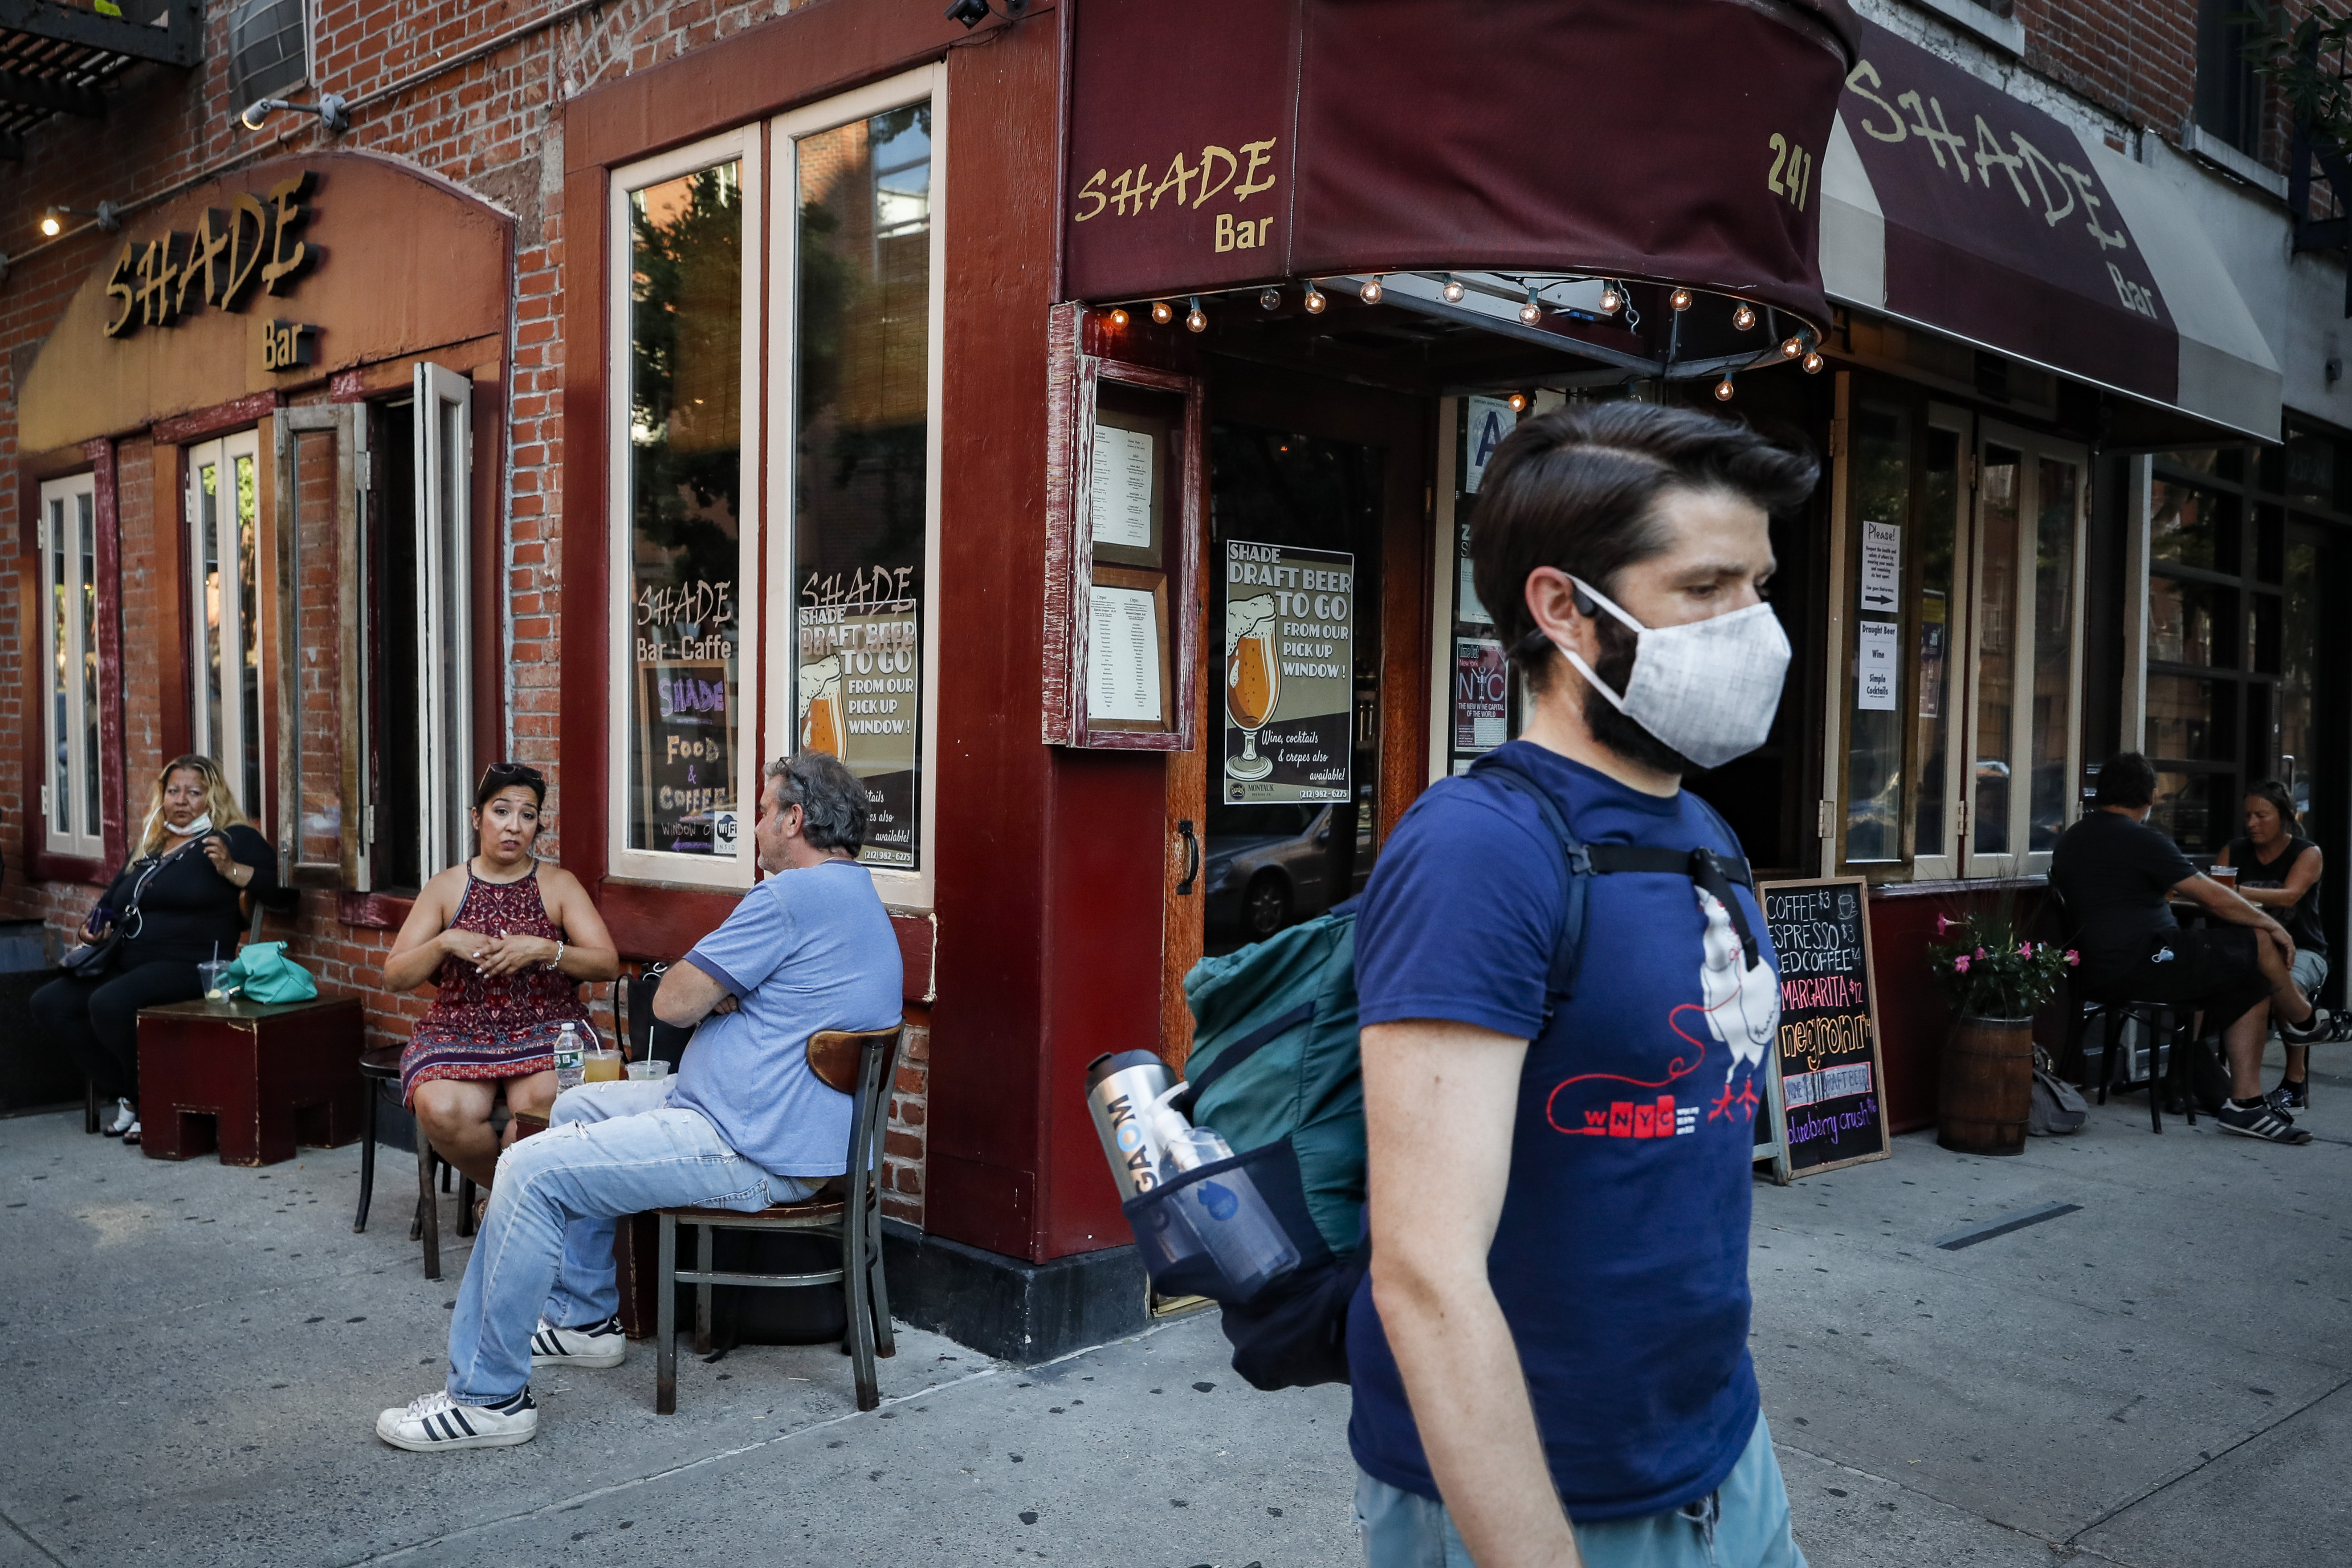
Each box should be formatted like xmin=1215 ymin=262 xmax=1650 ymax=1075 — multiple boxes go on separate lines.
xmin=1084 ymin=1050 xmax=1176 ymax=1198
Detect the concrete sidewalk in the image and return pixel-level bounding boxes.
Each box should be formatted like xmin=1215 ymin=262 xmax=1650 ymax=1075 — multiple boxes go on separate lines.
xmin=1 ymin=1037 xmax=2345 ymax=1566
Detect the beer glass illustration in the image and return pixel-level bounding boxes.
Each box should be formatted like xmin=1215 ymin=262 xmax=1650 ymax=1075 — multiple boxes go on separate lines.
xmin=799 ymin=656 xmax=846 ymax=757
xmin=1225 ymin=595 xmax=1280 ymax=782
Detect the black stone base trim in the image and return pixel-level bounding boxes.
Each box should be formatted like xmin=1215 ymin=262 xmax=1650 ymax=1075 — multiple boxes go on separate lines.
xmin=881 ymin=1219 xmax=1151 ymax=1364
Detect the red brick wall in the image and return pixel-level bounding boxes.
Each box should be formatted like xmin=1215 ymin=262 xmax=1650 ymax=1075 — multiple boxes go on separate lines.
xmin=0 ymin=0 xmax=930 ymax=1221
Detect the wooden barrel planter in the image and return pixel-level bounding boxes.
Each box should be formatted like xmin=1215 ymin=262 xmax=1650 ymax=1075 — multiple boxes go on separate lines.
xmin=1938 ymin=1015 xmax=2035 ymax=1156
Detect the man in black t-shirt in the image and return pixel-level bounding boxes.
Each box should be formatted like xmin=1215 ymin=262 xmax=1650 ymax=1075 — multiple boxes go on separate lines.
xmin=2051 ymin=753 xmax=2329 ymax=1145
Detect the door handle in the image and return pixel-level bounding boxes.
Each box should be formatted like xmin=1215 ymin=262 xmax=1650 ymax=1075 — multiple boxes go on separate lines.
xmin=1177 ymin=819 xmax=1200 ymax=896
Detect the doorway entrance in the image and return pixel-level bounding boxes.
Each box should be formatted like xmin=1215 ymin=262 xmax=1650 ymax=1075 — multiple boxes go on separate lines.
xmin=1159 ymin=364 xmax=1431 ymax=1061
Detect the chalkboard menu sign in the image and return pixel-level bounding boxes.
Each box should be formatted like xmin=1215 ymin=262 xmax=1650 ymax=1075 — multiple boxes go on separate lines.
xmin=1753 ymin=876 xmax=1887 ymax=1182
xmin=635 ymin=660 xmax=739 ymax=857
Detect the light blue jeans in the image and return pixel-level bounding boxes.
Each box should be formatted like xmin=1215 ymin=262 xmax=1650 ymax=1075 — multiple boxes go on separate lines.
xmin=443 ymin=1078 xmax=816 ymax=1405
xmin=1354 ymin=1414 xmax=1806 ymax=1568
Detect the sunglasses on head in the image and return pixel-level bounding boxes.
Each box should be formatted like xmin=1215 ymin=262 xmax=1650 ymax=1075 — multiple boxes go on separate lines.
xmin=480 ymin=763 xmax=546 ymax=790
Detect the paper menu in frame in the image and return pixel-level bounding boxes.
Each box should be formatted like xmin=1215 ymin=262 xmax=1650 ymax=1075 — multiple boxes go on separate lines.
xmin=1090 ymin=426 xmax=1155 ymax=552
xmin=1856 ymin=619 xmax=1899 ymax=711
xmin=1088 ymin=584 xmax=1163 ymax=722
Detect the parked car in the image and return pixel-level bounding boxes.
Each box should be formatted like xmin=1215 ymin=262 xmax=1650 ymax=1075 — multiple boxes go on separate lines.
xmin=1202 ymin=804 xmax=1339 ymax=942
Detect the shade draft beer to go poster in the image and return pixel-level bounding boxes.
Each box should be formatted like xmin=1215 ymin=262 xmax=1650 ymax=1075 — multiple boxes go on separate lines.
xmin=796 ymin=565 xmax=921 ymax=869
xmin=1223 ymin=540 xmax=1354 ymax=805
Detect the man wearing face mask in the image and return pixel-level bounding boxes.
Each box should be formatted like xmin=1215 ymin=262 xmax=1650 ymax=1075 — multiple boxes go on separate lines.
xmin=1348 ymin=404 xmax=1817 ymax=1568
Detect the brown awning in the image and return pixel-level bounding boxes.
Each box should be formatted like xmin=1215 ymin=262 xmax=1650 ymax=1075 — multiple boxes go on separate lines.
xmin=1820 ymin=20 xmax=2279 ymax=439
xmin=1064 ymin=0 xmax=1860 ymax=333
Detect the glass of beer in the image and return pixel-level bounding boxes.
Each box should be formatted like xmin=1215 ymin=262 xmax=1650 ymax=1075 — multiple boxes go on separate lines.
xmin=583 ymin=1049 xmax=624 ymax=1083
xmin=799 ymin=655 xmax=846 ymax=756
xmin=1225 ymin=594 xmax=1280 ymax=782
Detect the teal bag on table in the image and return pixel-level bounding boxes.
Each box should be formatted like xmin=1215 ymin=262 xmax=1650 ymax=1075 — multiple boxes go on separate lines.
xmin=216 ymin=941 xmax=318 ymax=1005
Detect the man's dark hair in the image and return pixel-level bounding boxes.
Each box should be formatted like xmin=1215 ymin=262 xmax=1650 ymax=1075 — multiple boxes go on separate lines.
xmin=1468 ymin=402 xmax=1816 ymax=773
xmin=2092 ymin=752 xmax=2158 ymax=809
xmin=766 ymin=751 xmax=867 ymax=854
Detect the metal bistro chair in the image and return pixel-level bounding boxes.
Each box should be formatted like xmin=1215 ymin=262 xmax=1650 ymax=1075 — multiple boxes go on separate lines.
xmin=2068 ymin=994 xmax=2198 ymax=1133
xmin=656 ymin=1021 xmax=905 ymax=1414
xmin=354 ymin=981 xmax=626 ymax=1277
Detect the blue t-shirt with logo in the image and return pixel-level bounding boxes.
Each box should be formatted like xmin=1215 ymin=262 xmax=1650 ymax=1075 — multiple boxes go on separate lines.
xmin=1347 ymin=741 xmax=1781 ymax=1522
xmin=673 ymin=859 xmax=903 ymax=1180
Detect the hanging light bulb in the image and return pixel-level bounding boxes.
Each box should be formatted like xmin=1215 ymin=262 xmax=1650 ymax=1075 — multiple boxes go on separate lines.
xmin=1150 ymin=300 xmax=1174 ymax=326
xmin=1259 ymin=287 xmax=1283 ymax=311
xmin=1107 ymin=307 xmax=1130 ymax=328
xmin=1714 ymin=375 xmax=1736 ymax=402
xmin=1732 ymin=303 xmax=1757 ymax=331
xmin=1359 ymin=275 xmax=1385 ymax=304
xmin=1598 ymin=282 xmax=1623 ymax=314
xmin=1671 ymin=287 xmax=1694 ymax=312
xmin=1519 ymin=285 xmax=1543 ymax=326
xmin=1185 ymin=296 xmax=1207 ymax=333
xmin=1441 ymin=273 xmax=1466 ymax=304
xmin=1780 ymin=335 xmax=1805 ymax=360
xmin=1506 ymin=391 xmax=1529 ymax=413
xmin=1803 ymin=350 xmax=1825 ymax=374
xmin=1303 ymin=281 xmax=1328 ymax=314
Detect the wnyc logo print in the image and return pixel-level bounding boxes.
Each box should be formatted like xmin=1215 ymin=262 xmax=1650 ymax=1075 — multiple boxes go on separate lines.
xmin=1569 ymin=1095 xmax=1703 ymax=1139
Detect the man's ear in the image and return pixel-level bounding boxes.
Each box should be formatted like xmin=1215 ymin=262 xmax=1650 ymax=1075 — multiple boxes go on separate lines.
xmin=1525 ymin=566 xmax=1596 ymax=666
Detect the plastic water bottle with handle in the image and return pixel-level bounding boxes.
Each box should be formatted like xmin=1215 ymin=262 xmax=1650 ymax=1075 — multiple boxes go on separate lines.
xmin=553 ymin=1020 xmax=585 ymax=1092
xmin=1145 ymin=1083 xmax=1300 ymax=1300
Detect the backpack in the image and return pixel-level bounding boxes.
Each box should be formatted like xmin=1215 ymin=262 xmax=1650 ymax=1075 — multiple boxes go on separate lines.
xmin=1138 ymin=753 xmax=1757 ymax=1391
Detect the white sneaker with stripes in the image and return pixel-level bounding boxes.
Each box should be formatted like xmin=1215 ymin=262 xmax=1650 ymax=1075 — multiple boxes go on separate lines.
xmin=375 ymin=1389 xmax=537 ymax=1451
xmin=530 ymin=1314 xmax=627 ymax=1368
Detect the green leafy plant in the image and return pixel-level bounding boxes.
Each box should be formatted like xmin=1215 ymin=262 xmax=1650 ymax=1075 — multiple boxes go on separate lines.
xmin=2239 ymin=4 xmax=2352 ymax=152
xmin=1927 ymin=903 xmax=2077 ymax=1020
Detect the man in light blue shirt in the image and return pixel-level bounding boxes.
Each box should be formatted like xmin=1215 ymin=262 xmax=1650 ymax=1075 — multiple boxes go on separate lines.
xmin=376 ymin=752 xmax=902 ymax=1452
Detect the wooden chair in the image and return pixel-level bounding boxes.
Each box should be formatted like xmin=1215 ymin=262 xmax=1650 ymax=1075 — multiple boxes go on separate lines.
xmin=656 ymin=1022 xmax=905 ymax=1414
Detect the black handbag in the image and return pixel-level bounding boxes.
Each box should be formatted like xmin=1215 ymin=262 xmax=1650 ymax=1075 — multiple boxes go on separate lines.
xmin=58 ymin=843 xmax=194 ymax=979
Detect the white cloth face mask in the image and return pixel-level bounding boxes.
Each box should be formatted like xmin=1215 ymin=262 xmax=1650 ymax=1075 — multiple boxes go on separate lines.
xmin=1552 ymin=575 xmax=1790 ymax=771
xmin=166 ymin=813 xmax=213 ymax=839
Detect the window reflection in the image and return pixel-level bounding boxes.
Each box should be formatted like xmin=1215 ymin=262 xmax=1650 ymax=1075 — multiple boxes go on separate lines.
xmin=2028 ymin=458 xmax=2077 ymax=851
xmin=626 ymin=160 xmax=744 ymax=857
xmin=1913 ymin=428 xmax=1960 ymax=860
xmin=2147 ymin=576 xmax=2224 ymax=666
xmin=1973 ymin=448 xmax=2020 ymax=856
xmin=1843 ymin=405 xmax=1905 ymax=864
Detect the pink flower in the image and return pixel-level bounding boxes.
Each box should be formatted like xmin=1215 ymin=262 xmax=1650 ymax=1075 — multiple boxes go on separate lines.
xmin=1974 ymin=948 xmax=1987 ymax=960
xmin=1953 ymin=955 xmax=1973 ymax=973
xmin=2065 ymin=949 xmax=2080 ymax=966
xmin=1935 ymin=915 xmax=1957 ymax=935
xmin=2018 ymin=942 xmax=2032 ymax=958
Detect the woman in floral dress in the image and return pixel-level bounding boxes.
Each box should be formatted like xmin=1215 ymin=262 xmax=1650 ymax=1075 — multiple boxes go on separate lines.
xmin=385 ymin=763 xmax=620 ymax=1188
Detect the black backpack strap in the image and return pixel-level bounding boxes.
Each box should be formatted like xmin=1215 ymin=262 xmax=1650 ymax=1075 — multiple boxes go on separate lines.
xmin=1174 ymin=1000 xmax=1316 ymax=1119
xmin=1470 ymin=759 xmax=1591 ymax=1016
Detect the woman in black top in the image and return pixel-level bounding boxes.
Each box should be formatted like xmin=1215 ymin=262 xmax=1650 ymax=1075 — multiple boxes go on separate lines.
xmin=30 ymin=754 xmax=279 ymax=1144
xmin=2218 ymin=780 xmax=2330 ymax=1106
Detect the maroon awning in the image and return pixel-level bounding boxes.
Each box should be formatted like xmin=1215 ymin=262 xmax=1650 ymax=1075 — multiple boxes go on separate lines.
xmin=1064 ymin=0 xmax=1860 ymax=330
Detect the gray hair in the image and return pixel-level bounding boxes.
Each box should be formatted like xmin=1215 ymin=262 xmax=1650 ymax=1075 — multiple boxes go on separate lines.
xmin=765 ymin=751 xmax=867 ymax=854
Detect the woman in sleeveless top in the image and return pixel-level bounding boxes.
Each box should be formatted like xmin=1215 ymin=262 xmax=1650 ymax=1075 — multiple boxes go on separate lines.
xmin=2218 ymin=779 xmax=2332 ymax=1107
xmin=385 ymin=763 xmax=620 ymax=1188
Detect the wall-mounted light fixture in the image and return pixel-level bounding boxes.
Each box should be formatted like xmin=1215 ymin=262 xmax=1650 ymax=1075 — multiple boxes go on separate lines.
xmin=946 ymin=0 xmax=1027 ymax=26
xmin=41 ymin=203 xmax=122 ymax=237
xmin=238 ymin=92 xmax=349 ymax=134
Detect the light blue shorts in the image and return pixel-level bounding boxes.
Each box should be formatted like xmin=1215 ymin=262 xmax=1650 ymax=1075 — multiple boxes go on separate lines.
xmin=2291 ymin=949 xmax=2328 ymax=1006
xmin=1354 ymin=1413 xmax=1806 ymax=1568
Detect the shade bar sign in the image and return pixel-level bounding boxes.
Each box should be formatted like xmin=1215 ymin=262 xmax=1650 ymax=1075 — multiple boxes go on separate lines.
xmin=1222 ymin=540 xmax=1353 ymax=804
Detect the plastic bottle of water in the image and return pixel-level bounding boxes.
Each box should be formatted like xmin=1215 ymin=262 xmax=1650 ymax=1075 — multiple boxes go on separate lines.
xmin=554 ymin=1021 xmax=585 ymax=1092
xmin=1144 ymin=1084 xmax=1300 ymax=1301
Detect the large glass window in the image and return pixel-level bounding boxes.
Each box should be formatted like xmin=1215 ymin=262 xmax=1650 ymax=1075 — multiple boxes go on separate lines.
xmin=1843 ymin=405 xmax=1908 ymax=864
xmin=609 ymin=131 xmax=761 ymax=885
xmin=186 ymin=432 xmax=264 ymax=818
xmin=781 ymin=83 xmax=938 ymax=882
xmin=39 ymin=473 xmax=104 ymax=860
xmin=2144 ymin=467 xmax=2246 ymax=855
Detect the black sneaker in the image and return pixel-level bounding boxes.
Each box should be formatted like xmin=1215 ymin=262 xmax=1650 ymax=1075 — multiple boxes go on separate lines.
xmin=2268 ymin=1080 xmax=2311 ymax=1113
xmin=2279 ymin=1007 xmax=2332 ymax=1046
xmin=2217 ymin=1100 xmax=2312 ymax=1144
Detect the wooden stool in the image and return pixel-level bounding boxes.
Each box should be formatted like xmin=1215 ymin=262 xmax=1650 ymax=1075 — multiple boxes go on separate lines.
xmin=135 ymin=997 xmax=364 ymax=1165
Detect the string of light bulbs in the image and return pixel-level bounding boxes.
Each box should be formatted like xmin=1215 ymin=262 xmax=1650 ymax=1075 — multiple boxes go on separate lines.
xmin=1096 ymin=273 xmax=1827 ymax=399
